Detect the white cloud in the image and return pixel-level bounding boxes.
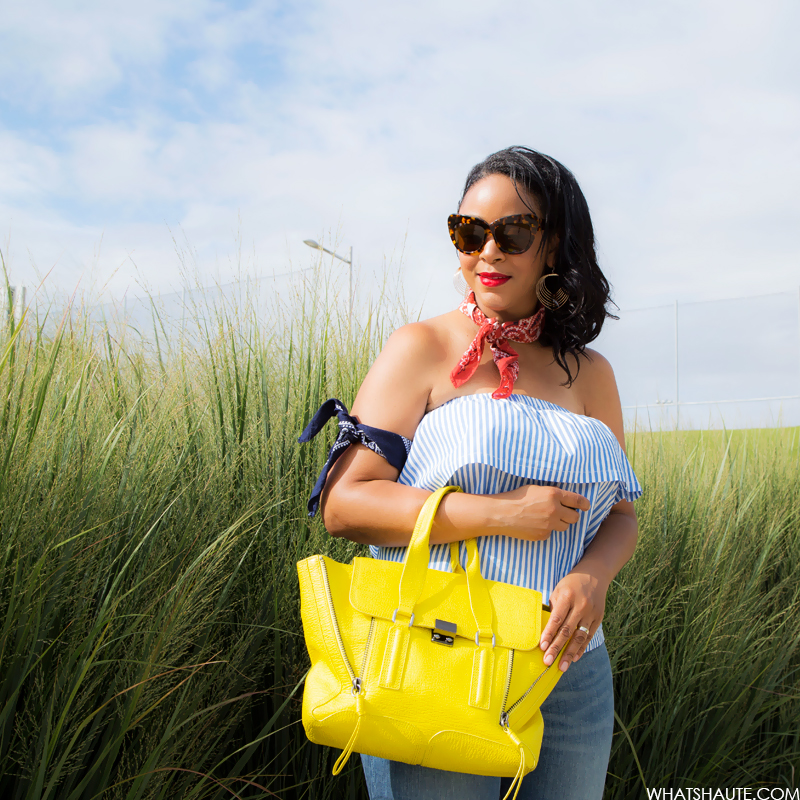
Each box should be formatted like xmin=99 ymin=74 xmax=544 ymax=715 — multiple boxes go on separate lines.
xmin=0 ymin=132 xmax=63 ymax=200
xmin=0 ymin=0 xmax=797 ymax=324
xmin=0 ymin=0 xmax=182 ymax=106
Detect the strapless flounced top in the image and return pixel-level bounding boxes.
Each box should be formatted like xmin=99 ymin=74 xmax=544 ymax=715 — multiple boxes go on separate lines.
xmin=369 ymin=393 xmax=643 ymax=653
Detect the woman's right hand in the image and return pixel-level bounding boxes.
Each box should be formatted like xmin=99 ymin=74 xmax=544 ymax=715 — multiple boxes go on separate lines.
xmin=497 ymin=484 xmax=591 ymax=541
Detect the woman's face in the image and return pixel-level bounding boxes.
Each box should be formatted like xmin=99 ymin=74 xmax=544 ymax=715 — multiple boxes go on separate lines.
xmin=456 ymin=173 xmax=554 ymax=322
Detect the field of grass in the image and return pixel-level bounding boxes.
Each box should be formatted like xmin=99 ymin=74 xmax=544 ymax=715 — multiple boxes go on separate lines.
xmin=0 ymin=273 xmax=798 ymax=799
xmin=608 ymin=425 xmax=800 ymax=793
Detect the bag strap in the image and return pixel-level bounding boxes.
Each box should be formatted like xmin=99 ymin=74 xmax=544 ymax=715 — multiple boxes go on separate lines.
xmin=464 ymin=538 xmax=495 ymax=644
xmin=448 ymin=541 xmax=463 ymax=573
xmin=396 ymin=487 xmax=459 ymax=618
xmin=396 ymin=487 xmax=495 ymax=644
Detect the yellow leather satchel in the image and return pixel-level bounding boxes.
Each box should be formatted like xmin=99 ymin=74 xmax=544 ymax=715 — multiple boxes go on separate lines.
xmin=297 ymin=486 xmax=566 ymax=799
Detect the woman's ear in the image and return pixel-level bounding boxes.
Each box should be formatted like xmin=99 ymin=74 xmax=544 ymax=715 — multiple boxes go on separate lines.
xmin=545 ymin=235 xmax=560 ymax=270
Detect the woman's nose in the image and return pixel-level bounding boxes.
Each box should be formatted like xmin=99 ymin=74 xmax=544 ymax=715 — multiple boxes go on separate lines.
xmin=480 ymin=235 xmax=505 ymax=263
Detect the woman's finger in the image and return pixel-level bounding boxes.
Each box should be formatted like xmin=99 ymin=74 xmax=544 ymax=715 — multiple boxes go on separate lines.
xmin=540 ymin=596 xmax=581 ymax=666
xmin=539 ymin=601 xmax=565 ymax=654
xmin=557 ymin=622 xmax=595 ymax=671
xmin=542 ymin=614 xmax=583 ymax=668
xmin=561 ymin=507 xmax=580 ymax=526
xmin=550 ymin=508 xmax=580 ymax=532
xmin=558 ymin=490 xmax=591 ymax=511
xmin=571 ymin=624 xmax=596 ymax=663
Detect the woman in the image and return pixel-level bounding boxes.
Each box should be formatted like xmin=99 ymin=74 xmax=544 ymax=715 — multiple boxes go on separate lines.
xmin=307 ymin=146 xmax=641 ymax=799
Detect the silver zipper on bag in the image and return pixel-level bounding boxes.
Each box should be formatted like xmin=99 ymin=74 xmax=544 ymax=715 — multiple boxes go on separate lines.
xmin=500 ymin=658 xmax=555 ymax=727
xmin=499 ymin=650 xmax=515 ymax=728
xmin=501 ymin=603 xmax=558 ymax=725
xmin=357 ymin=617 xmax=376 ymax=694
xmin=318 ymin=556 xmax=373 ymax=696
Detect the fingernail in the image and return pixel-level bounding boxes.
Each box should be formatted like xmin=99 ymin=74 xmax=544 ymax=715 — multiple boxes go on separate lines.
xmin=540 ymin=641 xmax=549 ymax=651
xmin=543 ymin=653 xmax=553 ymax=666
xmin=559 ymin=661 xmax=570 ymax=672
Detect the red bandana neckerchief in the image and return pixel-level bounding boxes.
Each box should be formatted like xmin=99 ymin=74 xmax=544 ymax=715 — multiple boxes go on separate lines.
xmin=450 ymin=291 xmax=546 ymax=400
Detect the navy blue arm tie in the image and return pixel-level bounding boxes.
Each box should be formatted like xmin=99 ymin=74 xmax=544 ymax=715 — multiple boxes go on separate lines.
xmin=298 ymin=398 xmax=412 ymax=517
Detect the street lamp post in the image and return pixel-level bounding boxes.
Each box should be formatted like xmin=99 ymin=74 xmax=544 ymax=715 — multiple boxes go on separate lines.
xmin=303 ymin=239 xmax=353 ymax=318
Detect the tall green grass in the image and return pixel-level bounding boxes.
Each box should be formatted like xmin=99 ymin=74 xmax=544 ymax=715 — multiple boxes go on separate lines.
xmin=607 ymin=427 xmax=800 ymax=795
xmin=0 ymin=266 xmax=798 ymax=798
xmin=0 ymin=269 xmax=388 ymax=799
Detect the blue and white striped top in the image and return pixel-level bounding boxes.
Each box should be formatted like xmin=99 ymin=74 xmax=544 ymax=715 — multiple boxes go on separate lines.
xmin=369 ymin=393 xmax=643 ymax=653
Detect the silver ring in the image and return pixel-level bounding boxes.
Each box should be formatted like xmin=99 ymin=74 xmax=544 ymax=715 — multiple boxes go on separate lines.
xmin=578 ymin=625 xmax=590 ymax=635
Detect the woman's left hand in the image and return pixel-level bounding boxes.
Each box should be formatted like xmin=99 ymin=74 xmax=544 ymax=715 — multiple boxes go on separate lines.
xmin=538 ymin=569 xmax=609 ymax=672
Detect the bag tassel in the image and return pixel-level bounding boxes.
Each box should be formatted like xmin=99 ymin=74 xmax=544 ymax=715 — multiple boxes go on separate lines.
xmin=501 ymin=726 xmax=527 ymax=800
xmin=332 ymin=694 xmax=364 ymax=776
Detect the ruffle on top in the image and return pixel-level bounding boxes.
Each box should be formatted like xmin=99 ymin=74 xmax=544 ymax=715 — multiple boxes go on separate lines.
xmin=397 ymin=393 xmax=642 ymax=505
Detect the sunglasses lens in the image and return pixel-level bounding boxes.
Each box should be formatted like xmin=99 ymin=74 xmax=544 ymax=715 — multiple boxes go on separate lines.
xmin=495 ymin=223 xmax=533 ymax=254
xmin=453 ymin=221 xmax=487 ymax=253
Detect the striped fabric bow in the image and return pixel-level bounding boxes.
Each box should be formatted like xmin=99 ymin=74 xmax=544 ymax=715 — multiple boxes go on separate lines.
xmin=450 ymin=292 xmax=546 ymax=400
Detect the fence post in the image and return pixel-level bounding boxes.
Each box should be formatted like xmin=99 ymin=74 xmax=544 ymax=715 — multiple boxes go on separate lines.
xmin=11 ymin=285 xmax=26 ymax=327
xmin=674 ymin=299 xmax=680 ymax=430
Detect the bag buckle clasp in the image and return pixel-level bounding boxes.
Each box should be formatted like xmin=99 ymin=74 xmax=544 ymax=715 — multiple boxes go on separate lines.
xmin=431 ymin=619 xmax=457 ymax=647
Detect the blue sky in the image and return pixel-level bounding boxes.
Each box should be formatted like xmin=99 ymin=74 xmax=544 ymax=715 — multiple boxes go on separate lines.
xmin=1 ymin=0 xmax=798 ymax=386
xmin=1 ymin=0 xmax=796 ymax=302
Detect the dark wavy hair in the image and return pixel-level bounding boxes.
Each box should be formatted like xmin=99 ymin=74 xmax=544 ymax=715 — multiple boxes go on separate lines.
xmin=460 ymin=146 xmax=617 ymax=386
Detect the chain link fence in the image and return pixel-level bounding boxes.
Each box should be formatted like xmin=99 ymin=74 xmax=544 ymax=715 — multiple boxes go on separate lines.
xmin=4 ymin=276 xmax=799 ymax=430
xmin=594 ymin=288 xmax=800 ymax=430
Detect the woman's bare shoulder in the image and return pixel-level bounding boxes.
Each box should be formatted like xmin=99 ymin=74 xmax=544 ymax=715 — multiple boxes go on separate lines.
xmin=382 ymin=316 xmax=447 ymax=356
xmin=384 ymin=311 xmax=463 ymax=355
xmin=574 ymin=347 xmax=626 ymax=448
xmin=369 ymin=311 xmax=467 ymax=377
xmin=577 ymin=347 xmax=615 ymax=378
xmin=351 ymin=312 xmax=462 ymax=438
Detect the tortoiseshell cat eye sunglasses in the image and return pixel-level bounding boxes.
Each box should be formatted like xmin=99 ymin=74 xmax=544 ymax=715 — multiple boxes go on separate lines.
xmin=447 ymin=213 xmax=544 ymax=255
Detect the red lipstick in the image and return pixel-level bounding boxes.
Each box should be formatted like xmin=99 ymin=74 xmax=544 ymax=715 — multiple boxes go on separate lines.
xmin=478 ymin=273 xmax=511 ymax=287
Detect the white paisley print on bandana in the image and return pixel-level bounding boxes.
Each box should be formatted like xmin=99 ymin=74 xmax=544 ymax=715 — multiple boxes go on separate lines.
xmin=450 ymin=291 xmax=546 ymax=399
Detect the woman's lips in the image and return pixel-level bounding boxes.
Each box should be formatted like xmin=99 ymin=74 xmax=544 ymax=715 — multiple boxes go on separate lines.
xmin=478 ymin=273 xmax=511 ymax=287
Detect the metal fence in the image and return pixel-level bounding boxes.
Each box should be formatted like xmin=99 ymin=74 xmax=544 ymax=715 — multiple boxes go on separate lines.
xmin=2 ymin=268 xmax=316 ymax=351
xmin=2 ymin=285 xmax=27 ymax=327
xmin=4 ymin=278 xmax=800 ymax=431
xmin=83 ymin=268 xmax=315 ymax=347
xmin=593 ymin=288 xmax=800 ymax=430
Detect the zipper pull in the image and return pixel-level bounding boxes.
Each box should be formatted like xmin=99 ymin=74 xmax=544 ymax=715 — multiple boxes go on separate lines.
xmin=352 ymin=677 xmax=362 ymax=695
xmin=499 ymin=711 xmax=509 ymax=728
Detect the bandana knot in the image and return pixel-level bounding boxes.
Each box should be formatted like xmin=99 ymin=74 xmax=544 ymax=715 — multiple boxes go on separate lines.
xmin=450 ymin=291 xmax=545 ymax=399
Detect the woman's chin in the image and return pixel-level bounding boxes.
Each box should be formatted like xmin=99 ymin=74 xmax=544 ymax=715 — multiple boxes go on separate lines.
xmin=472 ymin=287 xmax=536 ymax=321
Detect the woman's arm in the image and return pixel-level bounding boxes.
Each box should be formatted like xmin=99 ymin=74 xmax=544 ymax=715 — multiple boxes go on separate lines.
xmin=321 ymin=322 xmax=590 ymax=545
xmin=538 ymin=350 xmax=639 ymax=672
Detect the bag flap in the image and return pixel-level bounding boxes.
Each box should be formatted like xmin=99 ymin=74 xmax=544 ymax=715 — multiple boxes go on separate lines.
xmin=350 ymin=557 xmax=542 ymax=651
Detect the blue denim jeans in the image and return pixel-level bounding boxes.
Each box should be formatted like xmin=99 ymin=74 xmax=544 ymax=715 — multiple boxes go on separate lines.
xmin=361 ymin=642 xmax=614 ymax=800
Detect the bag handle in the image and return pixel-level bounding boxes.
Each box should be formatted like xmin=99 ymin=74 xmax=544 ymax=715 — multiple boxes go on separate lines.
xmin=448 ymin=542 xmax=463 ymax=573
xmin=447 ymin=539 xmax=495 ymax=642
xmin=396 ymin=487 xmax=495 ymax=644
